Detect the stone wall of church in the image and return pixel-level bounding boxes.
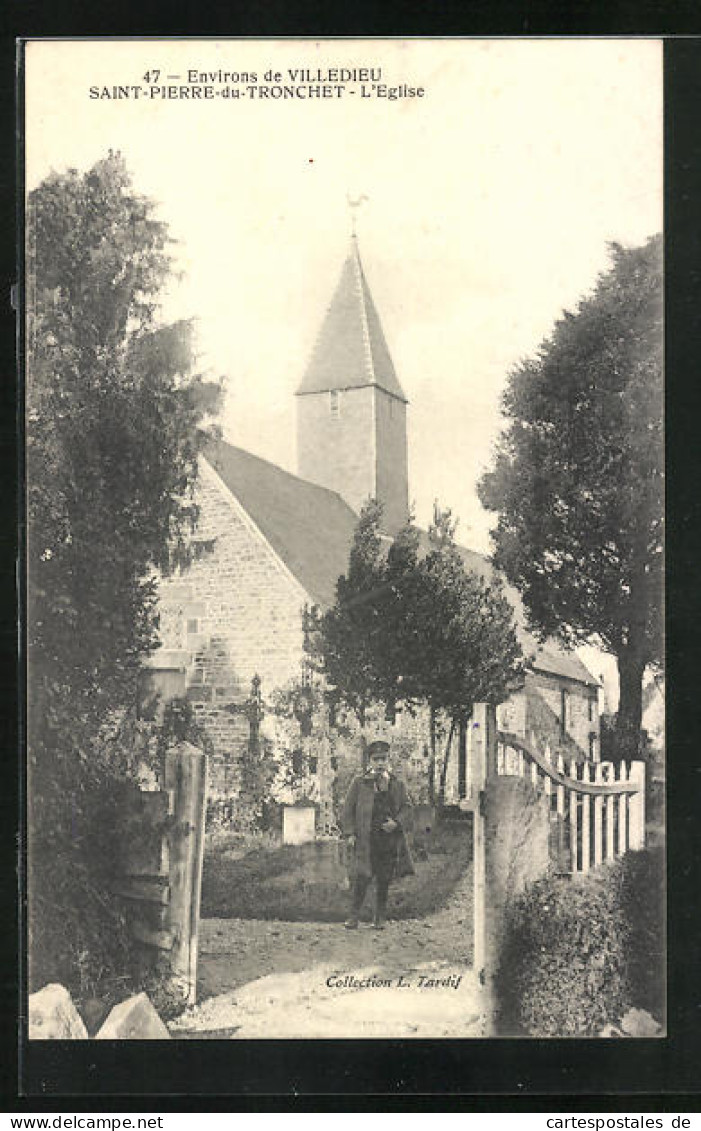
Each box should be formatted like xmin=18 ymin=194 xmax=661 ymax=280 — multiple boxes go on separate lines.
xmin=374 ymin=392 xmax=409 ymax=534
xmin=154 ymin=462 xmax=308 ymax=789
xmin=296 ymin=387 xmax=375 ymax=515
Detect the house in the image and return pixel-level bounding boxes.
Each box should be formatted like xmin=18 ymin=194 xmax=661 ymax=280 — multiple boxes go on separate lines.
xmin=145 ymin=234 xmax=600 ymax=798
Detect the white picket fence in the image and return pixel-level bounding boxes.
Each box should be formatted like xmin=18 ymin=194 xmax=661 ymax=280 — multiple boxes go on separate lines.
xmin=497 ymin=731 xmax=645 ymax=874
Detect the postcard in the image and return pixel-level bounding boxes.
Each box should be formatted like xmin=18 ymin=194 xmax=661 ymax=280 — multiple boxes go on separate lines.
xmin=23 ymin=38 xmax=664 ymax=1045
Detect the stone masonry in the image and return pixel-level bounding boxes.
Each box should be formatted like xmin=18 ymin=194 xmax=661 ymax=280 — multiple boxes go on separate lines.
xmin=497 ymin=669 xmax=599 ymax=763
xmin=153 ymin=458 xmax=308 ymax=790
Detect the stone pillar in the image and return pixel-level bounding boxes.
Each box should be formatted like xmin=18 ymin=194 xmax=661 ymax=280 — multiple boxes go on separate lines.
xmin=483 ymin=776 xmax=550 ymax=972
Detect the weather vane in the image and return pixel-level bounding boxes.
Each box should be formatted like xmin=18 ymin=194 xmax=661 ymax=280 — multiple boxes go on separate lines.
xmin=347 ymin=192 xmax=369 ymax=237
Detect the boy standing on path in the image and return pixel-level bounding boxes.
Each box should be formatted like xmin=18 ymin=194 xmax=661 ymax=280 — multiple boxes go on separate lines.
xmin=342 ymin=739 xmax=414 ymax=930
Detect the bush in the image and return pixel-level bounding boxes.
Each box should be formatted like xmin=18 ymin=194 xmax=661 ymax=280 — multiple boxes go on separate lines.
xmin=29 ymin=753 xmax=139 ymax=1005
xmin=618 ymin=847 xmax=666 ymax=1023
xmin=496 ymin=869 xmax=629 ymax=1037
xmin=497 ymin=847 xmax=666 ymax=1036
xmin=29 ymin=702 xmax=214 ymax=1013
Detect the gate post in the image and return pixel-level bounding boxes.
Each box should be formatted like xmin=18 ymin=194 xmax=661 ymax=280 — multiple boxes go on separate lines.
xmin=628 ymin=760 xmax=646 ymax=850
xmin=471 ymin=702 xmax=497 ymax=982
xmin=164 ymin=741 xmax=209 ymax=1006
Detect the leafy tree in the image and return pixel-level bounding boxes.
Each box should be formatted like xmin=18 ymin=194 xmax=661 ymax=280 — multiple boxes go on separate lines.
xmin=305 ymin=501 xmax=523 ymax=802
xmin=304 ymin=501 xmax=389 ymax=724
xmin=478 ymin=236 xmax=663 ymax=760
xmin=26 ymin=152 xmax=222 ymax=994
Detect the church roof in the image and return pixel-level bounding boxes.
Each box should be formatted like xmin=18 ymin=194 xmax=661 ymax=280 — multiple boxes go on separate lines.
xmin=204 ymin=437 xmax=359 ymax=608
xmin=413 ymin=532 xmax=598 ymax=687
xmin=296 ymin=238 xmax=408 ymax=403
xmin=205 ymin=437 xmax=597 ymax=687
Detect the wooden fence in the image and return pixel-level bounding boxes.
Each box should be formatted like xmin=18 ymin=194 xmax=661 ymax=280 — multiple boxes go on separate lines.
xmin=469 ymin=706 xmax=647 ymax=983
xmin=114 ymin=742 xmax=208 ymax=1005
xmin=497 ymin=731 xmax=645 ymax=874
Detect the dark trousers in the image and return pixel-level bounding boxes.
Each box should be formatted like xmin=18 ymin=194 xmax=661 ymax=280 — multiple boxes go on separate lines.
xmin=351 ymin=832 xmax=396 ymax=917
xmin=351 ymin=873 xmax=391 ymax=916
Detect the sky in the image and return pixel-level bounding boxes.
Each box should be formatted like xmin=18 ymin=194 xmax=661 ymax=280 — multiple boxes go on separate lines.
xmin=25 ymin=39 xmax=663 ymax=700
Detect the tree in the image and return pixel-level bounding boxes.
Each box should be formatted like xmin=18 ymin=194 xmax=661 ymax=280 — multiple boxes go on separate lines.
xmin=478 ymin=235 xmax=663 ymax=759
xmin=305 ymin=501 xmax=523 ymax=801
xmin=26 ymin=152 xmax=223 ymax=993
xmin=304 ymin=501 xmax=389 ymax=724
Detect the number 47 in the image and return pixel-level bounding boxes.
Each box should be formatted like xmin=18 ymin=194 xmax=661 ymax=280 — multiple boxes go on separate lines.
xmin=143 ymin=70 xmax=160 ymax=83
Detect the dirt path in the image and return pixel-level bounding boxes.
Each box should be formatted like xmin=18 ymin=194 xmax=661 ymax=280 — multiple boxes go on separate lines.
xmin=171 ymin=863 xmax=492 ymax=1038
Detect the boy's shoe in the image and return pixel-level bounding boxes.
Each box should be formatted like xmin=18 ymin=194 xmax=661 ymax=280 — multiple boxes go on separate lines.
xmin=344 ymin=917 xmax=359 ymax=929
xmin=372 ymin=917 xmax=386 ymax=930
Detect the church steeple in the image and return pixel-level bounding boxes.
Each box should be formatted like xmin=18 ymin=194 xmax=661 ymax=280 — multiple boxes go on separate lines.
xmin=295 ymin=237 xmax=409 ymax=535
xmin=295 ymin=237 xmax=408 ymax=403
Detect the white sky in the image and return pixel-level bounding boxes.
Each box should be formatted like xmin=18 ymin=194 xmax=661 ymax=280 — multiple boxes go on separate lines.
xmin=25 ymin=39 xmax=662 ymax=700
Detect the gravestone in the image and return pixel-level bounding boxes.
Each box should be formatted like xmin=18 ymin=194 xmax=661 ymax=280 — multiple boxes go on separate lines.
xmin=283 ymin=804 xmax=316 ymax=845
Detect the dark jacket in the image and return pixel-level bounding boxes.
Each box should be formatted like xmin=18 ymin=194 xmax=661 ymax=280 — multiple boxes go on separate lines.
xmin=342 ymin=772 xmax=415 ymax=880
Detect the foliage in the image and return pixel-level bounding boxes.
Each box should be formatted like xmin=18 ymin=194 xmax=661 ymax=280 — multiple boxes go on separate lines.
xmin=156 ymin=696 xmax=214 ymax=763
xmin=599 ymin=712 xmax=620 ymax=764
xmin=29 ymin=738 xmax=138 ymax=998
xmin=303 ymin=501 xmax=389 ymax=721
xmin=478 ymin=236 xmax=663 ymax=758
xmin=306 ymin=501 xmax=523 ymax=724
xmin=305 ymin=500 xmax=523 ymax=799
xmin=617 ymin=847 xmax=666 ymax=1023
xmin=27 ymin=152 xmax=222 ymax=998
xmin=496 ymin=869 xmax=630 ymax=1037
xmin=496 ymin=847 xmax=665 ymax=1037
xmin=235 ymin=734 xmax=279 ymax=832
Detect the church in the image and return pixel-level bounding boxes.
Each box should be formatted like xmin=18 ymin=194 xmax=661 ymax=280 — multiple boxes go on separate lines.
xmin=145 ymin=234 xmax=600 ymax=799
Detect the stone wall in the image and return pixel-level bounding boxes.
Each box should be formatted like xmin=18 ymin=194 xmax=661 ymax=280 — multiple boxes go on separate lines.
xmin=296 ymin=386 xmax=409 ymax=536
xmin=153 ymin=459 xmax=308 ymax=791
xmin=496 ymin=688 xmax=527 ymax=739
xmin=374 ymin=391 xmax=409 ymax=534
xmin=150 ymin=456 xmax=599 ymax=807
xmin=296 ymin=386 xmax=376 ymax=515
xmin=526 ymin=669 xmax=599 ymax=762
xmin=483 ymin=776 xmax=550 ymax=963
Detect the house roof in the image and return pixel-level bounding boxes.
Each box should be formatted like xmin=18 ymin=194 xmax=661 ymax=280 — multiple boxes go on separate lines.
xmin=205 ymin=437 xmax=597 ymax=687
xmin=296 ymin=237 xmax=408 ymax=403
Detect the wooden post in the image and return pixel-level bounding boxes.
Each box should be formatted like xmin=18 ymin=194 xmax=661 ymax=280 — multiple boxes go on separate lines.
xmin=605 ymin=771 xmax=615 ymax=861
xmin=556 ymin=753 xmax=566 ymax=868
xmin=164 ymin=742 xmax=209 ymax=1006
xmin=569 ymin=760 xmax=579 ymax=873
xmin=628 ymin=760 xmax=646 ymax=850
xmin=471 ymin=702 xmax=495 ymax=982
xmin=617 ymin=762 xmax=628 ymax=857
xmin=593 ymin=763 xmax=604 ymax=867
xmin=581 ymin=763 xmax=591 ymax=874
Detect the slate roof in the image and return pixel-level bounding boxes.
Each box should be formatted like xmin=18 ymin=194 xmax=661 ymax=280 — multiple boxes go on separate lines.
xmin=414 ymin=531 xmax=598 ymax=687
xmin=296 ymin=237 xmax=408 ymax=402
xmin=204 ymin=437 xmax=359 ymax=608
xmin=204 ymin=437 xmax=597 ymax=687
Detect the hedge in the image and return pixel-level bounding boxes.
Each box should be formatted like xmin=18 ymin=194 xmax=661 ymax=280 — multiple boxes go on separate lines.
xmin=496 ymin=847 xmax=664 ymax=1037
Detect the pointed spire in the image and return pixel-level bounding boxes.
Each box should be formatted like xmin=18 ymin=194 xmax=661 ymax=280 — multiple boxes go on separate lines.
xmin=296 ymin=237 xmax=408 ymax=403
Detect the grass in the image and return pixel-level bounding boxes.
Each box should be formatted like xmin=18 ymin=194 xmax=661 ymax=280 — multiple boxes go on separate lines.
xmin=200 ymin=816 xmax=473 ymax=922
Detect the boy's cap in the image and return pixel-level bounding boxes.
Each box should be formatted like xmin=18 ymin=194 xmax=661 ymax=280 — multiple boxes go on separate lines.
xmin=367 ymin=740 xmax=391 ymax=757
